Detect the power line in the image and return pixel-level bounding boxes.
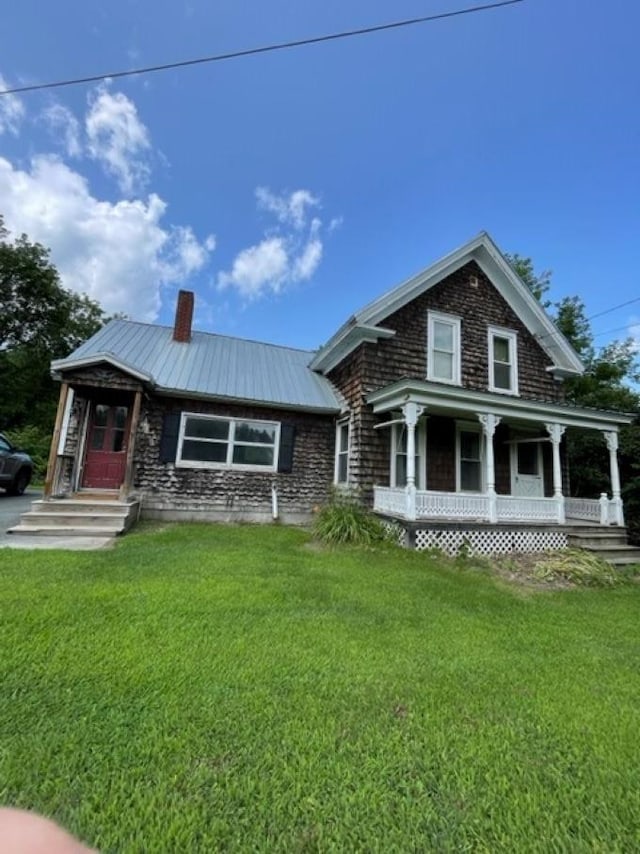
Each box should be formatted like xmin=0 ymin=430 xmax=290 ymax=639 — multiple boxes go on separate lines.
xmin=0 ymin=1 xmax=525 ymax=97
xmin=588 ymin=296 xmax=640 ymax=322
xmin=593 ymin=323 xmax=639 ymax=340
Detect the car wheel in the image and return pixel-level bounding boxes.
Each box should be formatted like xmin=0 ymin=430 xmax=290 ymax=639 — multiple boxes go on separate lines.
xmin=9 ymin=469 xmax=31 ymax=496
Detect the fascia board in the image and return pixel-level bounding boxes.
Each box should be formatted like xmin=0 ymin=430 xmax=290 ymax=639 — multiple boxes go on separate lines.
xmin=310 ymin=324 xmax=395 ymax=373
xmin=474 ymin=239 xmax=584 ymax=375
xmin=355 ymin=234 xmax=487 ymax=328
xmin=367 ymin=380 xmax=634 ymax=430
xmin=50 ymin=352 xmax=154 ymax=384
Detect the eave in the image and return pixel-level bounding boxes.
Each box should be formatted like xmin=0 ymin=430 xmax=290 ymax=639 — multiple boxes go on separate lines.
xmin=50 ymin=352 xmax=155 ymax=385
xmin=367 ymin=379 xmax=634 ymax=432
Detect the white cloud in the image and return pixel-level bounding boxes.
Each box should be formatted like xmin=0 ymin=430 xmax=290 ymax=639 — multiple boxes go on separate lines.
xmin=86 ymin=83 xmax=151 ymax=194
xmin=0 ymin=154 xmax=214 ymax=321
xmin=255 ymin=186 xmax=319 ymax=230
xmin=218 ymin=187 xmax=333 ymax=300
xmin=42 ymin=103 xmax=82 ymax=157
xmin=0 ymin=75 xmax=25 ymax=136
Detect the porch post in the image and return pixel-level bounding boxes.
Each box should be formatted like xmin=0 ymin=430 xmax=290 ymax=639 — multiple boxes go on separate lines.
xmin=478 ymin=413 xmax=500 ymax=523
xmin=603 ymin=431 xmax=624 ymax=526
xmin=44 ymin=382 xmax=70 ymax=498
xmin=402 ymin=402 xmax=424 ymax=521
xmin=120 ymin=390 xmax=143 ymax=500
xmin=545 ymin=422 xmax=566 ymax=524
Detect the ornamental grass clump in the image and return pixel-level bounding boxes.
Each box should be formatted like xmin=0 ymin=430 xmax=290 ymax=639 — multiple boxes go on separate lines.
xmin=314 ymin=491 xmax=389 ymax=545
xmin=534 ymin=549 xmax=621 ymax=587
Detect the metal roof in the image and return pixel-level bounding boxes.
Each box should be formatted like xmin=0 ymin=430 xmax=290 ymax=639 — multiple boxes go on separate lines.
xmin=53 ymin=320 xmax=342 ymax=413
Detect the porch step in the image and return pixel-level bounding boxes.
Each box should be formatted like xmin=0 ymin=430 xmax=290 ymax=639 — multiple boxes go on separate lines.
xmin=8 ymin=524 xmax=125 ymax=537
xmin=566 ymin=527 xmax=640 ymax=567
xmin=7 ymin=497 xmax=140 ymax=539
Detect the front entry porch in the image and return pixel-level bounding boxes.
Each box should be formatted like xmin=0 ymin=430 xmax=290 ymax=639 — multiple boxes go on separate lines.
xmin=366 ymin=379 xmax=631 ymax=533
xmin=374 ymin=486 xmax=622 ymax=526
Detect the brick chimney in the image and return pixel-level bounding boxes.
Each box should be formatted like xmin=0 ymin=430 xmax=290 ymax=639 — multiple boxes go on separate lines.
xmin=173 ymin=290 xmax=194 ymax=343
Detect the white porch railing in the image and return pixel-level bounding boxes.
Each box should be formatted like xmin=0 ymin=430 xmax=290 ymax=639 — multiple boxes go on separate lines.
xmin=374 ymin=487 xmax=623 ymax=525
xmin=416 ymin=491 xmax=490 ymax=520
xmin=565 ymin=495 xmax=623 ymax=526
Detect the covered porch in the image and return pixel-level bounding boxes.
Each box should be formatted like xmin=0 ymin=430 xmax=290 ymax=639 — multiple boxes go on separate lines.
xmin=367 ymin=380 xmax=632 ymax=527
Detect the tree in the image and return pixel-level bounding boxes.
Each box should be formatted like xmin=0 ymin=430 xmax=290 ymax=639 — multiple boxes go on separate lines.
xmin=0 ymin=216 xmax=106 ymax=445
xmin=505 ymin=253 xmax=552 ymax=306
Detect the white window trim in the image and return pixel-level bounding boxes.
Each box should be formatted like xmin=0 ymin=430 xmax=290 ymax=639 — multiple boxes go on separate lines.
xmin=176 ymin=412 xmax=280 ymax=472
xmin=390 ymin=419 xmax=427 ymax=489
xmin=427 ymin=311 xmax=462 ymax=386
xmin=488 ymin=326 xmax=519 ymax=395
xmin=455 ymin=421 xmax=485 ymax=493
xmin=334 ymin=418 xmax=351 ymax=486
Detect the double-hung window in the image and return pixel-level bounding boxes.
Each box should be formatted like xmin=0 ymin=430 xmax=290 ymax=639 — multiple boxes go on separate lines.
xmin=488 ymin=327 xmax=518 ymax=394
xmin=177 ymin=413 xmax=279 ymax=470
xmin=334 ymin=420 xmax=350 ymax=485
xmin=427 ymin=311 xmax=461 ymax=384
xmin=456 ymin=424 xmax=483 ymax=493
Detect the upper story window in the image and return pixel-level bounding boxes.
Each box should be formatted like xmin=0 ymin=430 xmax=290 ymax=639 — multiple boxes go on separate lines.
xmin=334 ymin=419 xmax=350 ymax=485
xmin=488 ymin=327 xmax=518 ymax=394
xmin=427 ymin=311 xmax=461 ymax=385
xmin=177 ymin=413 xmax=279 ymax=470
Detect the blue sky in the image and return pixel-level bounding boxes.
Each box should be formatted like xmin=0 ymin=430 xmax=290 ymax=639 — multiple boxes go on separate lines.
xmin=0 ymin=0 xmax=638 ymax=353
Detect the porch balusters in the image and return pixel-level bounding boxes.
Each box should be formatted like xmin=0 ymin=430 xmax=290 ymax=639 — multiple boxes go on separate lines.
xmin=544 ymin=422 xmax=566 ymax=524
xmin=478 ymin=413 xmax=500 ymax=523
xmin=401 ymin=402 xmax=424 ymax=521
xmin=603 ymin=431 xmax=624 ymax=526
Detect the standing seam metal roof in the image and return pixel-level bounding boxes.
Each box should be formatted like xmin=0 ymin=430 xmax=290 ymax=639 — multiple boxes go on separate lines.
xmin=56 ymin=320 xmax=342 ymax=412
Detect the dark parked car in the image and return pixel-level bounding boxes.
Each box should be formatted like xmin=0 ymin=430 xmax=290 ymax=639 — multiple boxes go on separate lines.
xmin=0 ymin=433 xmax=33 ymax=495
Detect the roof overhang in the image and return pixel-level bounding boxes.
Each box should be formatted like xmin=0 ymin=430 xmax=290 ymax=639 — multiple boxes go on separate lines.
xmin=367 ymin=379 xmax=634 ymax=432
xmin=312 ymin=232 xmax=584 ymax=378
xmin=50 ymin=352 xmax=154 ymax=385
xmin=309 ymin=321 xmax=395 ymax=373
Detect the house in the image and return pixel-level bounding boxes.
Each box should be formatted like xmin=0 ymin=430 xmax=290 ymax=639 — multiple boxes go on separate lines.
xmin=37 ymin=232 xmax=633 ymax=554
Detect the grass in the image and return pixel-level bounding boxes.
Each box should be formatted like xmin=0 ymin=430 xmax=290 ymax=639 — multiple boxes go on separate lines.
xmin=1 ymin=524 xmax=639 ymax=852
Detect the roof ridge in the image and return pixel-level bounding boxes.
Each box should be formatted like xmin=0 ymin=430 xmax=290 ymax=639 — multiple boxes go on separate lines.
xmin=110 ymin=317 xmax=318 ymax=356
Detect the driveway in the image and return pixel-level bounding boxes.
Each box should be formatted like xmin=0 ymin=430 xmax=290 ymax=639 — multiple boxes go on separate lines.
xmin=0 ymin=489 xmax=42 ymax=543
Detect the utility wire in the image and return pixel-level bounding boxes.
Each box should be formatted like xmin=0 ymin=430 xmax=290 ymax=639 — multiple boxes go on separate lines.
xmin=536 ymin=296 xmax=640 ymax=346
xmin=0 ymin=0 xmax=525 ymax=96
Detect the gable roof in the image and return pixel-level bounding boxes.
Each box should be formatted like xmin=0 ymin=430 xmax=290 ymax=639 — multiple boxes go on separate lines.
xmin=310 ymin=232 xmax=585 ymax=376
xmin=51 ymin=320 xmax=342 ymax=413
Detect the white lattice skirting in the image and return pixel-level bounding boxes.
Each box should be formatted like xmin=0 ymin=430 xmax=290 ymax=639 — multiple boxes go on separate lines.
xmin=414 ymin=528 xmax=568 ymax=556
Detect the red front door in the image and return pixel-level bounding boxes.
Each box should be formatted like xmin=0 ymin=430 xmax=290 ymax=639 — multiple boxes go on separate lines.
xmin=82 ymin=404 xmax=129 ymax=489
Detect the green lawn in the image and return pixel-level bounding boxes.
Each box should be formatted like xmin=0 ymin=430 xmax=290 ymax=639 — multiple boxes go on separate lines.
xmin=1 ymin=524 xmax=639 ymax=852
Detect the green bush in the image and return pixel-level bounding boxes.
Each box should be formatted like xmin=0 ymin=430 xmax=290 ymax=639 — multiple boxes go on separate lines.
xmin=314 ymin=490 xmax=391 ymax=545
xmin=533 ymin=549 xmax=622 ymax=588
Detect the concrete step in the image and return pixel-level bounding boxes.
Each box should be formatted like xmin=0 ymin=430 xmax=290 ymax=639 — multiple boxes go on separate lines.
xmin=17 ymin=511 xmax=129 ymax=529
xmin=31 ymin=499 xmax=134 ymax=515
xmin=567 ymin=533 xmax=629 ymax=548
xmin=8 ymin=524 xmax=125 ymax=537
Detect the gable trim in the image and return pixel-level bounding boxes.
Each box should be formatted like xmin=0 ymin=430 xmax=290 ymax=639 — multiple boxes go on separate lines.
xmin=50 ymin=352 xmax=154 ymax=384
xmin=312 ymin=232 xmax=584 ymax=377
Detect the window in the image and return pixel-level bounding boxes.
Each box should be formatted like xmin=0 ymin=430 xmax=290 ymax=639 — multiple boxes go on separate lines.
xmin=335 ymin=420 xmax=350 ymax=485
xmin=456 ymin=425 xmax=483 ymax=492
xmin=427 ymin=311 xmax=461 ymax=385
xmin=391 ymin=422 xmax=425 ymax=489
xmin=177 ymin=413 xmax=279 ymax=470
xmin=488 ymin=327 xmax=518 ymax=394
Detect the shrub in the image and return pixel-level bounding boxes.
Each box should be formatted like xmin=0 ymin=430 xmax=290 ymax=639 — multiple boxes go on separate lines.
xmin=533 ymin=549 xmax=622 ymax=588
xmin=314 ymin=491 xmax=390 ymax=545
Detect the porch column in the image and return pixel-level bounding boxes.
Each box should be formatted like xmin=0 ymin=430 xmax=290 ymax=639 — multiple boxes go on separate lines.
xmin=603 ymin=431 xmax=624 ymax=526
xmin=402 ymin=402 xmax=424 ymax=521
xmin=44 ymin=382 xmax=70 ymax=498
xmin=478 ymin=413 xmax=500 ymax=523
xmin=120 ymin=389 xmax=143 ymax=500
xmin=545 ymin=422 xmax=566 ymax=524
